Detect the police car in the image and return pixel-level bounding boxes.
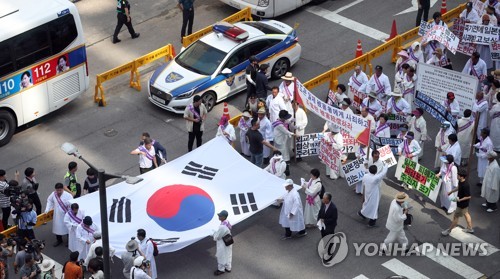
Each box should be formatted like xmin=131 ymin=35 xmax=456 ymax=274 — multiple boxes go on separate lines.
xmin=148 ymin=20 xmax=301 ymax=114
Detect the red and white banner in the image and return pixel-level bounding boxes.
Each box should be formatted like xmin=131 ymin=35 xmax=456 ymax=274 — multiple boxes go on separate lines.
xmin=319 ymin=137 xmax=342 ymax=171
xmin=349 ymin=86 xmax=367 ymax=110
xmin=421 ymin=25 xmax=460 ymax=54
xmin=452 ymin=18 xmax=476 ymax=56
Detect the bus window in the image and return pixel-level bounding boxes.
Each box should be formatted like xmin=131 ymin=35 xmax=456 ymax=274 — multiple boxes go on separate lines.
xmin=0 ymin=42 xmax=14 ymax=77
xmin=13 ymin=25 xmax=51 ymax=69
xmin=49 ymin=15 xmax=78 ymax=53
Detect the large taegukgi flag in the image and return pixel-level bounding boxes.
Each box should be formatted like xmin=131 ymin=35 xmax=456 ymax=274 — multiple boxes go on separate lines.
xmin=73 ymin=137 xmax=289 ymax=256
xmin=295 ymin=79 xmax=370 ymax=146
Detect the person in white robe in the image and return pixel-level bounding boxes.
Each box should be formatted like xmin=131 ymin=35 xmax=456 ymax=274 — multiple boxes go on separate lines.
xmin=401 ymin=67 xmax=416 ymax=110
xmin=394 ymin=52 xmax=410 ymax=91
xmin=348 ymin=66 xmax=369 ymax=96
xmin=457 ymin=109 xmax=475 ymax=166
xmin=397 ymin=124 xmax=409 ymax=139
xmin=442 ymin=92 xmax=460 ymax=118
xmin=213 ymin=210 xmax=233 ymax=275
xmin=408 ymin=41 xmax=424 ymax=65
xmin=76 ymin=216 xmax=100 ymax=262
xmin=265 ymin=152 xmax=287 ymax=179
xmin=257 ymin=108 xmax=273 ymax=159
xmin=238 ymin=111 xmax=252 ymax=156
xmin=426 ymin=48 xmax=452 ymax=68
xmin=434 ymin=122 xmax=455 ymax=168
xmin=293 ymin=102 xmax=308 ymax=136
xmin=437 ymin=155 xmax=458 ymax=214
xmin=277 ymin=179 xmax=306 ymax=239
xmin=486 ymin=80 xmax=499 ymax=110
xmin=398 ymin=132 xmax=422 ymax=164
xmin=472 ymin=92 xmax=489 ymax=138
xmin=136 ymin=229 xmax=157 ymax=279
xmin=216 ymin=115 xmax=236 ymax=144
xmin=386 ymin=92 xmax=411 ymax=116
xmin=382 ymin=193 xmax=409 ymax=252
xmin=481 ymin=151 xmax=500 ymax=212
xmin=45 ymin=183 xmax=72 ymax=247
xmin=301 ymin=169 xmax=322 ymax=227
xmin=422 ymin=14 xmax=446 ymax=60
xmin=445 ymin=134 xmax=462 ymax=166
xmin=329 ymin=84 xmax=348 ymax=107
xmin=474 ymin=128 xmax=494 ymax=186
xmin=365 ymin=65 xmax=392 ymax=105
xmin=354 ymin=144 xmax=369 ymax=194
xmin=462 ymin=52 xmax=487 ymax=91
xmin=360 ymin=107 xmax=376 ymax=133
xmin=490 ymin=94 xmax=500 ymax=151
xmin=460 ymin=3 xmax=481 ymax=24
xmin=340 ymin=98 xmax=354 ymax=115
xmin=63 ymin=203 xmax=85 ymax=252
xmin=324 ymin=124 xmax=344 ymax=180
xmin=84 ymin=232 xmax=116 ymax=267
xmin=361 ymin=92 xmax=383 ymax=118
xmin=373 ymin=114 xmax=391 ymax=138
xmin=279 ymin=72 xmax=296 ymax=115
xmin=476 ymin=15 xmax=494 ymax=69
xmin=273 ymin=110 xmax=294 ymax=162
xmin=356 ymin=149 xmax=384 ymax=194
xmin=358 ymin=163 xmax=388 ymax=227
xmin=409 ymin=108 xmax=428 ymax=159
xmin=268 ymin=87 xmax=287 ymax=123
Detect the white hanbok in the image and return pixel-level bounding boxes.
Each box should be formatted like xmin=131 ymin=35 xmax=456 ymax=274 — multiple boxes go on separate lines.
xmin=459 ymin=8 xmax=481 ymax=24
xmin=462 ymin=58 xmax=487 ymax=91
xmin=401 ymin=73 xmax=416 ymax=110
xmin=472 ymin=98 xmax=489 ymax=138
xmin=442 ymin=99 xmax=460 ymax=118
xmin=457 ymin=117 xmax=474 ymax=159
xmin=439 ymin=164 xmax=458 ymax=213
xmin=294 ymin=107 xmax=308 ymax=136
xmin=383 ymin=200 xmax=408 ymax=248
xmin=348 ymin=71 xmax=369 ymax=93
xmin=279 ymin=188 xmax=305 ymax=232
xmin=264 ymin=155 xmax=286 ymax=179
xmin=434 ymin=127 xmax=455 ymax=168
xmin=75 ymin=223 xmax=99 ymax=261
xmin=355 ymin=146 xmax=369 ymax=194
xmin=216 ymin=124 xmax=236 ymax=144
xmin=360 ymin=165 xmax=388 ymax=220
xmin=324 ymin=132 xmax=344 ymax=179
xmin=279 ymin=81 xmax=295 ymax=115
xmin=302 ymin=178 xmax=322 ymax=225
xmin=445 ymin=142 xmax=462 ymax=166
xmin=409 ymin=116 xmax=428 ymax=159
xmin=361 ymin=97 xmax=383 ymax=118
xmin=408 ymin=42 xmax=425 ymax=64
xmin=138 ymin=238 xmax=157 ymax=279
xmin=398 ymin=139 xmax=422 ymax=163
xmin=481 ymin=160 xmax=500 ymax=203
xmin=373 ymin=121 xmax=391 ymax=138
xmin=386 ymin=97 xmax=411 ymax=115
xmin=213 ymin=221 xmax=232 ymax=272
xmin=238 ymin=117 xmax=252 ymax=156
xmin=268 ymin=95 xmax=287 ymax=123
xmin=273 ymin=122 xmax=293 ymax=161
xmin=490 ymin=104 xmax=500 ymax=151
xmin=45 ymin=191 xmax=73 ymax=235
xmin=365 ymin=73 xmax=392 ymax=103
xmin=258 ymin=116 xmax=273 ymax=158
xmin=63 ymin=209 xmax=85 ymax=252
xmin=474 ymin=136 xmax=494 ymax=179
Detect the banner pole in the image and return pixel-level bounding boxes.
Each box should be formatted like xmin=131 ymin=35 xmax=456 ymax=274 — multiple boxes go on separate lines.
xmin=466 ymin=112 xmax=480 ymax=180
xmin=366 ymin=120 xmax=372 ymax=161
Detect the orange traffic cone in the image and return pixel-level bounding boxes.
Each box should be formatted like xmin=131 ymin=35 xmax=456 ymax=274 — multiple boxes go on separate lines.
xmin=386 ymin=20 xmax=398 ymax=41
xmin=355 ymin=40 xmax=363 ymax=58
xmin=223 ymin=102 xmax=230 ymax=119
xmin=440 ymin=0 xmax=447 ymax=15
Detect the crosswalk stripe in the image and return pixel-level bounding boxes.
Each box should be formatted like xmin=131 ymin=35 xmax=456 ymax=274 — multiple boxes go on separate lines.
xmin=352 ymin=275 xmax=370 ymax=279
xmin=42 ymin=253 xmax=63 ymax=278
xmin=449 ymin=227 xmax=499 ymax=256
xmin=382 ymin=258 xmax=431 ymax=279
xmin=415 ymin=243 xmax=485 ymax=279
xmin=305 ymin=6 xmax=389 ymax=42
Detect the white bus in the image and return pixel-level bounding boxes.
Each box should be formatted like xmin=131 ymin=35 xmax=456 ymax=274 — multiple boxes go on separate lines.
xmin=0 ymin=0 xmax=89 ymax=146
xmin=220 ymin=0 xmax=326 ymax=18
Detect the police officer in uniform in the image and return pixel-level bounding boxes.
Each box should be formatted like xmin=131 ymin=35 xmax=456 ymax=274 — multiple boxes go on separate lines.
xmin=178 ymin=0 xmax=195 ymax=41
xmin=113 ymin=0 xmax=140 ymax=44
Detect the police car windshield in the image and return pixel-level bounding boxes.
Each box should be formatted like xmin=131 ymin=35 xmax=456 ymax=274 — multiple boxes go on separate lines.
xmin=176 ymin=41 xmax=227 ymax=76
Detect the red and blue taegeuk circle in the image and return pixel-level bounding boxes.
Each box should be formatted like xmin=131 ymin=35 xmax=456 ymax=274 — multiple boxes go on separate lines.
xmin=146 ymin=184 xmax=215 ymax=232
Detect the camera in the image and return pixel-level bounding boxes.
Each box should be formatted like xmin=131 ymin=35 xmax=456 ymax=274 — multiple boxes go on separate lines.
xmin=143 ymin=260 xmax=151 ymax=268
xmin=6 ymin=238 xmax=16 ymax=247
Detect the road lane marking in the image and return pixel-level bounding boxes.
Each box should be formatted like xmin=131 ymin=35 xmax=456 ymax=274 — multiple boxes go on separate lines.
xmin=382 ymin=258 xmax=431 ymax=279
xmin=333 ymin=0 xmax=364 ymax=13
xmin=305 ymin=6 xmax=389 ymax=42
xmin=352 ymin=274 xmax=370 ymax=279
xmin=449 ymin=227 xmax=499 ymax=256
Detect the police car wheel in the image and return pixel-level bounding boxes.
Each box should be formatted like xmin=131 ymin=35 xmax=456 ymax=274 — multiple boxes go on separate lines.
xmin=0 ymin=110 xmax=16 ymax=147
xmin=202 ymin=91 xmax=217 ymax=112
xmin=271 ymin=58 xmax=290 ymax=79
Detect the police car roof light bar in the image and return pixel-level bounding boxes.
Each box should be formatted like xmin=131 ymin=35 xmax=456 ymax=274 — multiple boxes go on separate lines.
xmin=212 ymin=21 xmax=249 ymax=41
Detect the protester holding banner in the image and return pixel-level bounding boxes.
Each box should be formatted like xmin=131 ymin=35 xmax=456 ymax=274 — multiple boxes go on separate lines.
xmin=292 ymin=101 xmax=308 ymax=136
xmin=434 ymin=122 xmax=455 ymax=168
xmin=365 ymin=65 xmax=392 ymax=104
xmin=360 ymin=107 xmax=376 ymax=133
xmin=63 ymin=203 xmax=85 ymax=253
xmin=331 ymin=84 xmax=348 ymax=107
xmin=238 ymin=111 xmax=252 ymax=156
xmin=279 ymin=72 xmax=295 ymax=115
xmin=45 ymin=183 xmax=72 ymax=247
xmin=354 ymin=144 xmax=368 ymax=194
xmin=442 ymin=92 xmax=461 ymax=118
xmin=445 ymin=134 xmax=462 ymax=166
xmin=398 ymin=132 xmax=422 ymax=164
xmin=462 ymin=52 xmax=487 ymax=88
xmin=426 ymin=48 xmax=452 ymax=69
xmin=278 ymin=179 xmax=307 ymax=239
xmin=437 ymin=155 xmax=458 ymax=214
xmin=401 ymin=67 xmax=417 ymax=110
xmin=477 ymin=15 xmax=495 ymax=69
xmin=130 ymin=138 xmax=158 ymax=174
xmin=422 ymin=12 xmax=446 ymax=61
xmin=324 ymin=124 xmax=344 ymax=180
xmin=76 ymin=216 xmax=99 ymax=262
xmin=408 ymin=109 xmax=428 ymax=160
xmin=301 ymin=169 xmax=322 ymax=228
xmin=474 ymin=128 xmax=494 ymax=187
xmin=361 ymin=92 xmax=383 ymax=118
xmin=457 ymin=109 xmax=475 ymax=166
xmin=386 ymin=92 xmax=411 ymax=116
xmin=408 ymin=42 xmax=425 ymax=65
xmin=348 ymin=66 xmax=368 ymax=94
xmin=374 ymin=114 xmax=391 ymax=138
xmin=490 ymin=94 xmax=500 ymax=152
xmin=460 ymin=2 xmax=481 ymax=24
xmin=441 ymin=168 xmax=474 ymax=236
xmin=216 ymin=115 xmax=236 ymax=145
xmin=341 ymin=98 xmax=354 ymax=114
xmin=472 ymin=92 xmax=490 ymax=138
xmin=481 ymin=151 xmax=500 ymax=212
xmin=358 ymin=163 xmax=388 ymax=227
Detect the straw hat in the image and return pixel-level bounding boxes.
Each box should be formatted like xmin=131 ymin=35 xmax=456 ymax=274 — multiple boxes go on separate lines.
xmin=257 ymin=107 xmax=266 ymax=114
xmin=126 ymin=239 xmax=139 ymax=252
xmin=391 ymin=91 xmax=403 ymax=97
xmin=242 ymin=111 xmax=252 ymax=118
xmin=395 ymin=192 xmax=408 ymax=202
xmin=40 ymin=259 xmax=55 ymax=272
xmin=281 ymin=72 xmax=295 ymax=81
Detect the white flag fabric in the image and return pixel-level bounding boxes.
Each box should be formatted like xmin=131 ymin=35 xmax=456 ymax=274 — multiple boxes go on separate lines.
xmin=73 ymin=137 xmax=288 ymax=256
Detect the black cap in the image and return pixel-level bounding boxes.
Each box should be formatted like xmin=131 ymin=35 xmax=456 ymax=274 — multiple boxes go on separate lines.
xmin=466 ymin=2 xmax=472 ymax=8
xmin=375 ymin=65 xmax=383 ymax=71
xmin=278 ymin=110 xmax=291 ymax=120
xmin=83 ymin=216 xmax=92 ymax=226
xmin=193 ymin=95 xmax=202 ymax=102
xmin=249 ymin=55 xmax=258 ymax=63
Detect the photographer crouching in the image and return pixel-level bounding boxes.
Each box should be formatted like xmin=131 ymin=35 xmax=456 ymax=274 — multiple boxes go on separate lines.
xmin=130 ymin=256 xmax=152 ymax=279
xmin=12 ymin=193 xmax=37 ymax=240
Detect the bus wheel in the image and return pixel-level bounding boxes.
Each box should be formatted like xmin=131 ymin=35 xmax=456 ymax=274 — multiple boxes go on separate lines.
xmin=0 ymin=111 xmax=15 ymax=147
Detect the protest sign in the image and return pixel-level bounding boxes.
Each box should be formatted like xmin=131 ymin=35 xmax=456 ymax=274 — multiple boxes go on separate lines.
xmin=349 ymin=86 xmax=367 ymax=110
xmin=295 ymin=133 xmax=323 ymax=158
xmin=462 ymin=24 xmax=500 ymax=45
xmin=378 ymin=145 xmax=398 ymax=167
xmin=386 ymin=114 xmax=408 ymax=136
xmin=415 ymin=91 xmax=458 ymax=128
xmin=418 ymin=20 xmax=433 ymax=37
xmin=370 ymin=137 xmax=403 ymax=156
xmin=452 ymin=18 xmax=476 ymax=55
xmin=472 ymin=0 xmax=486 ymax=18
xmin=342 ymin=131 xmax=359 ymax=154
xmin=319 ymin=136 xmax=341 ymax=172
xmin=342 ymin=157 xmax=366 ymax=186
xmin=296 ymin=79 xmax=370 ymax=145
xmin=326 ymin=90 xmax=336 ymax=106
xmin=421 ymin=25 xmax=459 ymax=54
xmin=395 ymin=157 xmax=442 ymax=202
xmin=490 ymin=41 xmax=500 ymax=61
xmin=416 ymin=62 xmax=477 ymax=116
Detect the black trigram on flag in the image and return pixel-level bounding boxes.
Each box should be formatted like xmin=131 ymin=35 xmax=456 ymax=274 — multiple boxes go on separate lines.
xmin=181 ymin=161 xmax=219 ymax=180
xmin=230 ymin=193 xmax=258 ymax=215
xmin=109 ymin=197 xmax=131 ymax=223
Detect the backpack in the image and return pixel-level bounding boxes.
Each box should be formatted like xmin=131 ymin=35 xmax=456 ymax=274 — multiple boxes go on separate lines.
xmin=147 ymin=238 xmax=159 ymax=257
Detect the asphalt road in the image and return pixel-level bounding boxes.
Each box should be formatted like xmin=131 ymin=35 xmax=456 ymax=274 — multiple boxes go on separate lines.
xmin=1 ymin=0 xmax=499 ymax=278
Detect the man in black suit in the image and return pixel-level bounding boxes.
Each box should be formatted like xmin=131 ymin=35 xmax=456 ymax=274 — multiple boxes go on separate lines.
xmin=317 ymin=192 xmax=338 ymax=238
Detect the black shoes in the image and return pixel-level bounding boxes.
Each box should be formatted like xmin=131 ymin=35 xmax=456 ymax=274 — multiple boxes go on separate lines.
xmin=112 ymin=38 xmax=121 ymax=44
xmin=214 ymin=270 xmax=225 ymax=276
xmin=53 ymin=240 xmax=62 ymax=247
xmin=132 ymin=33 xmax=140 ymax=39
